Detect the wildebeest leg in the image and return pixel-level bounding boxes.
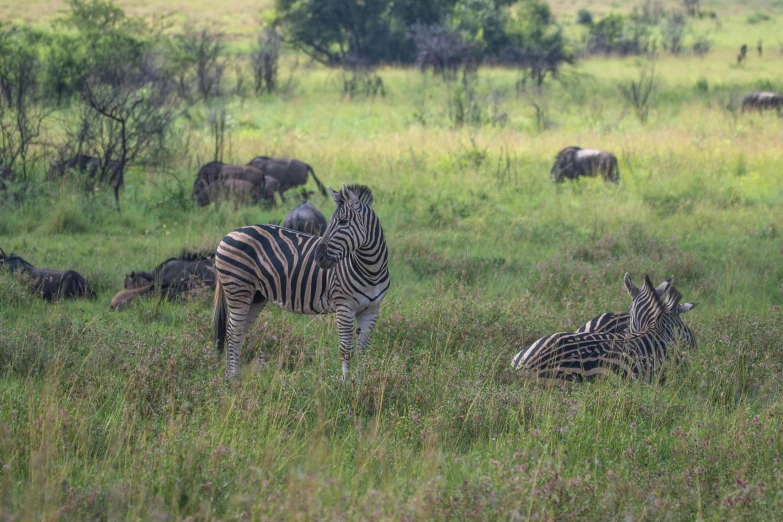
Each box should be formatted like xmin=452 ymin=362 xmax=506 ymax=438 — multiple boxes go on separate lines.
xmin=335 ymin=305 xmax=356 ymax=379
xmin=355 ymin=304 xmax=380 ymax=355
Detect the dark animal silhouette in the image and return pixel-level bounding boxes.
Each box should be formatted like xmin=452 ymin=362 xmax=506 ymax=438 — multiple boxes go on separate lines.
xmin=550 ymin=147 xmax=620 ymax=183
xmin=123 ymin=252 xmax=215 ymax=302
xmin=0 ymin=165 xmax=16 ymax=188
xmin=49 ymin=154 xmax=121 ymax=181
xmin=741 ymin=92 xmax=783 ymax=112
xmin=283 ymin=201 xmax=328 ymax=236
xmin=758 ymin=40 xmax=763 ymax=57
xmin=738 ymin=44 xmax=747 ymax=64
xmin=0 ymin=249 xmax=94 ymax=301
xmin=191 ymin=162 xmax=277 ymax=206
xmin=246 ymin=156 xmax=326 ymax=199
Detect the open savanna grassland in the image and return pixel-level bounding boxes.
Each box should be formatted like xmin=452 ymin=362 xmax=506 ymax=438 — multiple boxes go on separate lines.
xmin=2 ymin=9 xmax=783 ymax=521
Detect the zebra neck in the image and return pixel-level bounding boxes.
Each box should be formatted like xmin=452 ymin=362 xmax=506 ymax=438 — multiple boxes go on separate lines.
xmin=350 ymin=223 xmax=389 ymax=284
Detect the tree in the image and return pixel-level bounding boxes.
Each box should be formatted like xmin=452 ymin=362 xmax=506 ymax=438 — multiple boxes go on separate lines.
xmin=500 ymin=0 xmax=574 ymax=89
xmin=252 ymin=28 xmax=282 ymax=95
xmin=166 ymin=28 xmax=226 ymax=100
xmin=273 ymin=0 xmax=461 ymax=65
xmin=409 ymin=23 xmax=479 ymax=79
xmin=78 ymin=58 xmax=179 ymax=208
xmin=0 ymin=26 xmax=52 ymax=177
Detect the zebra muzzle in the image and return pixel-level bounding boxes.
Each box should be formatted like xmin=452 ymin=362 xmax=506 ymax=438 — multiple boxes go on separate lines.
xmin=314 ymin=243 xmax=336 ymax=270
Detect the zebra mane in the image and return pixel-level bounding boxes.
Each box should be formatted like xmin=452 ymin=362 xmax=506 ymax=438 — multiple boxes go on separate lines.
xmin=345 ymin=185 xmax=373 ymax=207
xmin=178 ymin=249 xmax=215 ymax=262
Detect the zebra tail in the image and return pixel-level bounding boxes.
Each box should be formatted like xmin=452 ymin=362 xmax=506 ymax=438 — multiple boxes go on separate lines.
xmin=307 ymin=165 xmax=327 ymax=197
xmin=213 ymin=276 xmax=227 ymax=354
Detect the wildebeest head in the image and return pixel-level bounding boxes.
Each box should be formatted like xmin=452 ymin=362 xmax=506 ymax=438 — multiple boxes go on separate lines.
xmin=125 ymin=271 xmax=154 ymax=290
xmin=0 ymin=248 xmax=34 ymax=274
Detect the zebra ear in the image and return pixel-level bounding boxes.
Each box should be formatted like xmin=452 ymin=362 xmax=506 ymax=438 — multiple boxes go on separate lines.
xmin=623 ymin=273 xmax=638 ymax=298
xmin=328 ymin=186 xmax=344 ymax=206
xmin=679 ymin=302 xmax=699 ymax=314
xmin=655 ymin=276 xmax=674 ymax=298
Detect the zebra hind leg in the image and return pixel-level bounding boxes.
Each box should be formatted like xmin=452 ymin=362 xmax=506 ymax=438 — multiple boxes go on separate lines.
xmin=224 ymin=294 xmax=262 ymax=379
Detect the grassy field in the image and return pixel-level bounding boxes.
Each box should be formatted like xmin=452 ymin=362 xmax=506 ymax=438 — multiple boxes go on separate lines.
xmin=2 ymin=1 xmax=783 ymax=519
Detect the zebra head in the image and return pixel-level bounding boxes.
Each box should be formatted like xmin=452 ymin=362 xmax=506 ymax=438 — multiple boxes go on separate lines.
xmin=625 ymin=273 xmax=668 ymax=333
xmin=315 ymin=184 xmax=374 ymax=270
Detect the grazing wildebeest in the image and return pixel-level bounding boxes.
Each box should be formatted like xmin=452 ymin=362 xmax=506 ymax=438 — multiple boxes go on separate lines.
xmin=283 ymin=201 xmax=328 ymax=236
xmin=741 ymin=92 xmax=783 ymax=112
xmin=123 ymin=252 xmax=215 ymax=300
xmin=550 ymin=147 xmax=620 ymax=183
xmin=110 ymin=283 xmax=154 ymax=310
xmin=0 ymin=249 xmax=95 ymax=301
xmin=191 ymin=162 xmax=278 ymax=206
xmin=246 ymin=156 xmax=327 ymax=198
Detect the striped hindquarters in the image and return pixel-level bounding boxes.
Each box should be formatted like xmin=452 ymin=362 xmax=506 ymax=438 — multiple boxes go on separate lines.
xmin=512 ymin=331 xmax=667 ymax=381
xmin=215 ymin=225 xmax=331 ymax=314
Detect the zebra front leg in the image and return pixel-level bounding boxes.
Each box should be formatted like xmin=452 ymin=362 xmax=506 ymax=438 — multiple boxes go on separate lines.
xmin=335 ymin=306 xmax=356 ymax=379
xmin=355 ymin=304 xmax=380 ymax=354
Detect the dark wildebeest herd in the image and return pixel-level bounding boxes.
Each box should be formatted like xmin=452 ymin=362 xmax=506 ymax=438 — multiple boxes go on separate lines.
xmin=2 ymin=155 xmax=331 ymax=311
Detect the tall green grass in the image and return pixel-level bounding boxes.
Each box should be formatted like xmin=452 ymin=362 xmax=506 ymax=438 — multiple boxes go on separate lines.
xmin=1 ymin=46 xmax=783 ymax=519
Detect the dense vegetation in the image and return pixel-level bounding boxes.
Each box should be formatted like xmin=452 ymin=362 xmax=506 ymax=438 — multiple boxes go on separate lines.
xmin=1 ymin=0 xmax=783 ymax=519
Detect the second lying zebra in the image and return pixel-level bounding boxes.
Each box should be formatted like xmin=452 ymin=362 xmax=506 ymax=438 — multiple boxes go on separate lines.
xmin=512 ymin=274 xmax=695 ymax=382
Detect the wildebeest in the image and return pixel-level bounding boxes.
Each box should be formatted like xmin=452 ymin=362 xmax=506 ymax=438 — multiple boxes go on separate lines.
xmin=191 ymin=162 xmax=278 ymax=206
xmin=741 ymin=92 xmax=783 ymax=112
xmin=123 ymin=252 xmax=216 ymax=300
xmin=738 ymin=44 xmax=747 ymax=64
xmin=48 ymin=154 xmax=121 ymax=181
xmin=0 ymin=249 xmax=95 ymax=301
xmin=550 ymin=147 xmax=620 ymax=183
xmin=283 ymin=201 xmax=328 ymax=236
xmin=246 ymin=156 xmax=327 ymax=198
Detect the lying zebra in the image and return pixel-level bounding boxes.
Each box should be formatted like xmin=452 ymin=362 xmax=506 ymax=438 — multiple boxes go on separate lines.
xmin=577 ymin=277 xmax=698 ymax=349
xmin=512 ymin=274 xmax=692 ymax=382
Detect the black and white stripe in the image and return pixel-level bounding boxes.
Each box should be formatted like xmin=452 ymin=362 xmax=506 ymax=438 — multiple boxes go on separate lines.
xmin=213 ymin=184 xmax=389 ymax=378
xmin=512 ymin=274 xmax=682 ymax=382
xmin=577 ymin=277 xmax=697 ymax=349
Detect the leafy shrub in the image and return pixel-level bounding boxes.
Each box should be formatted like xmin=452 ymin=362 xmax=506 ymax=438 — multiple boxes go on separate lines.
xmin=577 ymin=8 xmax=593 ymax=25
xmin=692 ymin=34 xmax=712 ymax=56
xmin=584 ymin=13 xmax=652 ymax=56
xmin=746 ymin=12 xmax=772 ymax=24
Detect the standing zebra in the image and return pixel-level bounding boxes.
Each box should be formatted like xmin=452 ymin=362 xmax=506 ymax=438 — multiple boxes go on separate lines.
xmin=576 ymin=277 xmax=698 ymax=349
xmin=213 ymin=184 xmax=389 ymax=378
xmin=512 ymin=274 xmax=682 ymax=382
